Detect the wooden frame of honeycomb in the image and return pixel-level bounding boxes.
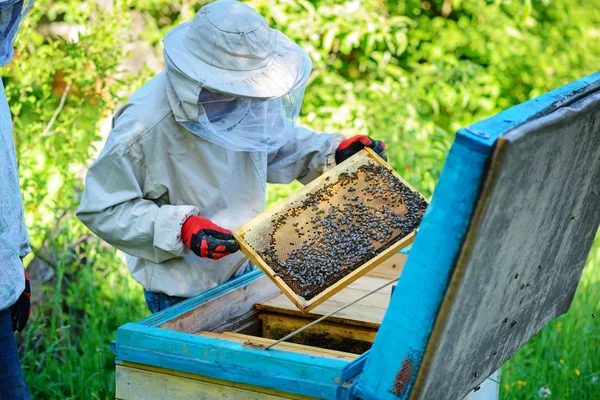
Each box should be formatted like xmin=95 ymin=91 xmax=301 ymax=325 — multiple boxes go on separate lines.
xmin=234 ymin=148 xmax=428 ymax=313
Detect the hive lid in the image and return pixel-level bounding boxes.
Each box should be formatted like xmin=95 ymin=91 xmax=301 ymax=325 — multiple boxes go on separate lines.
xmin=234 ymin=148 xmax=428 ymax=313
xmin=356 ymin=72 xmax=600 ymax=400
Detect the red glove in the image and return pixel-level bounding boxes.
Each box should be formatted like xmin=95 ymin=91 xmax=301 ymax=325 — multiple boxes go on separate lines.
xmin=336 ymin=135 xmax=387 ymax=164
xmin=181 ymin=216 xmax=240 ymax=260
xmin=10 ymin=268 xmax=31 ymax=332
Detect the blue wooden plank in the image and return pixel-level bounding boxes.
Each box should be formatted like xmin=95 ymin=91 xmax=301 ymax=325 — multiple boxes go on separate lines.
xmin=342 ymin=350 xmax=370 ymax=382
xmin=139 ymin=268 xmax=264 ymax=327
xmin=350 ymin=382 xmax=380 ymax=400
xmin=338 ymin=385 xmax=355 ymax=400
xmin=354 ymin=140 xmax=491 ymax=400
xmin=115 ymin=323 xmax=346 ymax=399
xmin=355 ymin=71 xmax=600 ymax=400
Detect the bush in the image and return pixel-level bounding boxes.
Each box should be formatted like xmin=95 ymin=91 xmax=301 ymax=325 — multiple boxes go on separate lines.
xmin=1 ymin=0 xmax=598 ymax=398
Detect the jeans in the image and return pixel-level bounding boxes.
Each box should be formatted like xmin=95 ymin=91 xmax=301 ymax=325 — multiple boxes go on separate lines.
xmin=0 ymin=308 xmax=30 ymax=400
xmin=144 ymin=262 xmax=256 ymax=314
xmin=143 ymin=290 xmax=186 ymax=314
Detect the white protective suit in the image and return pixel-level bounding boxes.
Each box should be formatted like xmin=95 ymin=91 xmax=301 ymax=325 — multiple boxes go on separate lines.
xmin=76 ymin=64 xmax=344 ymax=298
xmin=0 ymin=0 xmax=34 ymax=311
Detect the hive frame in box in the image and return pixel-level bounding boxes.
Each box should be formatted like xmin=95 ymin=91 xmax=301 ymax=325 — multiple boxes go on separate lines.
xmin=112 ymin=71 xmax=600 ymax=400
xmin=233 ymin=147 xmax=424 ymax=313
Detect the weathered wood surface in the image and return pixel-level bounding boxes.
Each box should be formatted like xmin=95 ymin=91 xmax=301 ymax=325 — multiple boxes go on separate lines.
xmin=116 ymin=362 xmax=316 ymax=400
xmin=462 ymin=370 xmax=500 ymax=400
xmin=158 ymin=274 xmax=280 ymax=334
xmin=197 ymin=331 xmax=358 ymax=360
xmin=357 ymin=72 xmax=600 ymax=400
xmin=256 ymin=275 xmax=393 ymax=329
xmin=413 ymin=87 xmax=600 ymax=399
xmin=115 ymin=322 xmax=348 ymax=399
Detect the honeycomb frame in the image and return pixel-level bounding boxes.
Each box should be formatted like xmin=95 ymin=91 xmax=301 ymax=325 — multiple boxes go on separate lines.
xmin=234 ymin=148 xmax=428 ymax=313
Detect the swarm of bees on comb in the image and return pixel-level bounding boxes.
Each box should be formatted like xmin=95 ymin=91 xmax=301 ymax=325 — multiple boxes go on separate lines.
xmin=252 ymin=159 xmax=428 ymax=300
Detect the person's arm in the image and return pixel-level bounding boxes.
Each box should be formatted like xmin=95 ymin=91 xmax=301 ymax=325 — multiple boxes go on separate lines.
xmin=76 ymin=137 xmax=198 ymax=263
xmin=267 ymin=126 xmax=345 ymax=185
xmin=17 ymin=220 xmax=31 ymax=259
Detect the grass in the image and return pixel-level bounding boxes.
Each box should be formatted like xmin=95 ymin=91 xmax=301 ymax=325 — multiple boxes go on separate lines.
xmin=20 ymin=225 xmax=149 ymax=399
xmin=500 ymin=234 xmax=600 ymax=399
xmin=17 ymin=205 xmax=598 ymax=399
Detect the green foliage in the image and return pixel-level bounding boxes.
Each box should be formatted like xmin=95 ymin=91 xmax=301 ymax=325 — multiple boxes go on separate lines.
xmin=5 ymin=0 xmax=132 ymax=249
xmin=2 ymin=0 xmax=598 ymax=398
xmin=2 ymin=1 xmax=150 ymax=398
xmin=501 ymin=235 xmax=600 ymax=399
xmin=249 ymin=0 xmax=600 ymax=199
xmin=19 ymin=233 xmax=147 ymax=399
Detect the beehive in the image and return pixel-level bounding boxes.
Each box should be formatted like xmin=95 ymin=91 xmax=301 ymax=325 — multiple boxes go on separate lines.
xmin=234 ymin=149 xmax=428 ymax=312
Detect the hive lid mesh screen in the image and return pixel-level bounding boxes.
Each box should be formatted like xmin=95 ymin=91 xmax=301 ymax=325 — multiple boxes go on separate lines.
xmin=238 ymin=151 xmax=428 ymax=301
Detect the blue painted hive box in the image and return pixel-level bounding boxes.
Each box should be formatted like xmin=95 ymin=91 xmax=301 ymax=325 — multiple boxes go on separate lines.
xmin=112 ymin=72 xmax=600 ymax=400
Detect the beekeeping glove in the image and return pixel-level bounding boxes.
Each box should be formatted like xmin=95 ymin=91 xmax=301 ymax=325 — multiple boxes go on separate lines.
xmin=181 ymin=216 xmax=240 ymax=260
xmin=10 ymin=268 xmax=31 ymax=332
xmin=335 ymin=135 xmax=387 ymax=164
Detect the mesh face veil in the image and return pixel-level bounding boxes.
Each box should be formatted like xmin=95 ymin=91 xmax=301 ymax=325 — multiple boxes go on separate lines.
xmin=180 ymin=81 xmax=307 ymax=153
xmin=0 ymin=0 xmax=34 ymax=66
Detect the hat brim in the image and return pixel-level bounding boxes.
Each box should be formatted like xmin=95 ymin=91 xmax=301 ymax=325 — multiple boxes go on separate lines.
xmin=163 ymin=22 xmax=312 ymax=99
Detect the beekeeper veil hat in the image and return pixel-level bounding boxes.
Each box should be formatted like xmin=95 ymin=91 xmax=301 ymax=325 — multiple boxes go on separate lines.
xmin=163 ymin=0 xmax=312 ymax=152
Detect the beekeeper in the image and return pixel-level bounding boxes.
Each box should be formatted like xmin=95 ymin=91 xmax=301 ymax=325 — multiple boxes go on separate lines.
xmin=0 ymin=0 xmax=35 ymax=398
xmin=76 ymin=0 xmax=386 ymax=313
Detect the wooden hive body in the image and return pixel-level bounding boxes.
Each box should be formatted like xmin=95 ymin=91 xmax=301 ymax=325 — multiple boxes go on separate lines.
xmin=113 ymin=72 xmax=600 ymax=400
